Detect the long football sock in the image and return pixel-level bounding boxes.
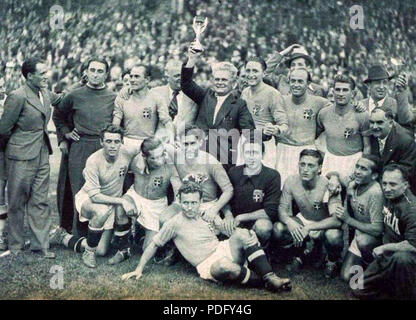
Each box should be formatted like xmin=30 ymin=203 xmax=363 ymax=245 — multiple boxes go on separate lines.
xmin=245 ymin=244 xmax=273 ymax=277
xmin=86 ymin=226 xmax=104 ymax=251
xmin=236 ymin=266 xmax=263 ymax=287
xmin=114 ymin=222 xmax=131 ymax=251
xmin=65 ymin=235 xmax=86 ymax=253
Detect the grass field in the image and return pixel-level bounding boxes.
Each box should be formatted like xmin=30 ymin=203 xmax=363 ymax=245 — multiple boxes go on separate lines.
xmin=0 ymin=135 xmax=353 ymax=300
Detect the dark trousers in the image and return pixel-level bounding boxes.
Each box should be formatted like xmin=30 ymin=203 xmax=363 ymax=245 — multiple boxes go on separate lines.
xmin=57 ymin=152 xmax=74 ymax=233
xmin=7 ymin=144 xmax=51 ymax=252
xmin=68 ymin=136 xmax=101 ymax=237
xmin=353 ymin=251 xmax=416 ymax=299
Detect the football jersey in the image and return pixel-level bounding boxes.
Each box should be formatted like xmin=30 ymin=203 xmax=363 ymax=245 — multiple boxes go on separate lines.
xmin=241 ymin=82 xmax=288 ymax=130
xmin=346 ymin=181 xmax=384 ymax=224
xmin=174 ymin=150 xmax=233 ymax=202
xmin=279 ymin=175 xmax=330 ymax=221
xmin=279 ymin=93 xmax=331 ymax=146
xmin=82 ymin=146 xmax=131 ymax=198
xmin=317 ymin=105 xmax=369 ymax=156
xmin=382 ymin=189 xmax=416 ymax=247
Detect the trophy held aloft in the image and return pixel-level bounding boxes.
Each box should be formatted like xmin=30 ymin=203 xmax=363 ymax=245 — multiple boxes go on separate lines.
xmin=192 ymin=16 xmax=208 ymax=53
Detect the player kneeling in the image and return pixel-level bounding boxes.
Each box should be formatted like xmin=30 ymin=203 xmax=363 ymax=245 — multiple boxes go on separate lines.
xmin=274 ymin=149 xmax=344 ymax=278
xmin=50 ymin=125 xmax=137 ymax=267
xmin=122 ymin=181 xmax=291 ymax=293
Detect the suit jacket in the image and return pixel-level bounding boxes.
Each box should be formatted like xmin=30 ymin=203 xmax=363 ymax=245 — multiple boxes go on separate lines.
xmin=150 ymin=84 xmax=198 ymax=133
xmin=0 ymin=84 xmax=60 ymax=160
xmin=369 ymin=123 xmax=416 ymax=194
xmin=361 ymin=93 xmax=414 ymax=131
xmin=181 ymin=65 xmax=255 ymax=166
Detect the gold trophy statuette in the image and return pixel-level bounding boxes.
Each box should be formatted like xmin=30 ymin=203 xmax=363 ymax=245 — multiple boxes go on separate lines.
xmin=192 ymin=15 xmax=208 ymax=52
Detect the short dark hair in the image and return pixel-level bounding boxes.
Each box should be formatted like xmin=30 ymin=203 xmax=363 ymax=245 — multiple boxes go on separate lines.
xmin=178 ymin=181 xmax=203 ymax=200
xmin=100 ymin=124 xmax=124 ymax=140
xmin=361 ymin=154 xmax=381 ymax=175
xmin=245 ymin=57 xmax=267 ymax=71
xmin=242 ymin=130 xmax=265 ymax=154
xmin=87 ymin=57 xmax=109 ymax=73
xmin=334 ymin=74 xmax=356 ymax=90
xmin=131 ymin=64 xmax=151 ymax=78
xmin=299 ymin=149 xmax=323 ymax=165
xmin=180 ymin=124 xmax=205 ymax=141
xmin=371 ymin=107 xmax=395 ymax=120
xmin=141 ymin=137 xmax=163 ymax=157
xmin=21 ymin=57 xmax=43 ymax=79
xmin=382 ymin=164 xmax=409 ymax=182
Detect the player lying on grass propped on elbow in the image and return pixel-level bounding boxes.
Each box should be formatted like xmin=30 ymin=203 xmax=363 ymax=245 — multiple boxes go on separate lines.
xmin=122 ymin=181 xmax=291 ymax=293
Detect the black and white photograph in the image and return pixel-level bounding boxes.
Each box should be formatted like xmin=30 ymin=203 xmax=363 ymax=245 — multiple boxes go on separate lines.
xmin=0 ymin=0 xmax=416 ymax=305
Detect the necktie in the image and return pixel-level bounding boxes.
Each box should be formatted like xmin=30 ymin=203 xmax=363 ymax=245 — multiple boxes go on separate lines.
xmin=168 ymin=90 xmax=180 ymax=120
xmin=39 ymin=91 xmax=44 ymax=107
xmin=378 ymin=138 xmax=385 ymax=156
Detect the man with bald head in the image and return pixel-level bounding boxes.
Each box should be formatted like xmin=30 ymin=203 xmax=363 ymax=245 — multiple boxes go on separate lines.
xmin=276 ymin=68 xmax=331 ymax=184
xmin=151 ymin=60 xmax=198 ymax=138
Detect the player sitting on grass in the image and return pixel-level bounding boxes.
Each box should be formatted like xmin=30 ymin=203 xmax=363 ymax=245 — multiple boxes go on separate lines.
xmin=122 ymin=181 xmax=292 ymax=293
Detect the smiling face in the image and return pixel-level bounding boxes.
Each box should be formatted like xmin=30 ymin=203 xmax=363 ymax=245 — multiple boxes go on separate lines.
xmin=28 ymin=63 xmax=49 ymax=89
xmin=334 ymin=81 xmax=353 ymax=107
xmin=369 ymin=109 xmax=393 ymax=139
xmin=353 ymin=158 xmax=377 ymax=185
xmin=212 ymin=69 xmax=234 ymax=96
xmin=382 ymin=169 xmax=408 ymax=200
xmin=87 ymin=61 xmax=107 ymax=87
xmin=368 ymin=79 xmax=388 ymax=101
xmin=129 ymin=66 xmax=148 ymax=92
xmin=289 ymin=69 xmax=308 ymax=97
xmin=101 ymin=132 xmax=122 ymax=159
xmin=245 ymin=61 xmax=264 ymax=88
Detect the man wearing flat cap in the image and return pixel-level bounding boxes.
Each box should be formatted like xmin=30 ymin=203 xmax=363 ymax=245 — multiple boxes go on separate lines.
xmin=360 ymin=64 xmax=414 ymax=134
xmin=265 ymin=45 xmax=325 ymax=97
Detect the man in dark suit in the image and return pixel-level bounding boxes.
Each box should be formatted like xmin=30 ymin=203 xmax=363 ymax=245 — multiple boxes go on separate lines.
xmin=181 ymin=42 xmax=255 ymax=170
xmin=360 ymin=65 xmax=414 ymax=133
xmin=0 ymin=58 xmax=61 ymax=258
xmin=368 ymin=107 xmax=416 ymax=195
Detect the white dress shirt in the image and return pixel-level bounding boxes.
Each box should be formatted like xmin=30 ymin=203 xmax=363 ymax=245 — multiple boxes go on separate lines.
xmin=213 ymin=94 xmax=229 ymax=125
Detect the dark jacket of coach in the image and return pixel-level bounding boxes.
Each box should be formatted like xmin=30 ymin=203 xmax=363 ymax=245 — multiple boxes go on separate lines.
xmin=368 ymin=107 xmax=416 ymax=195
xmin=181 ymin=44 xmax=255 ymax=170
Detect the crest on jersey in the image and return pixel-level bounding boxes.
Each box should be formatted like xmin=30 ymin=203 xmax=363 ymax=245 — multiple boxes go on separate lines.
xmin=119 ymin=166 xmax=127 ymax=177
xmin=313 ymin=201 xmax=321 ymax=211
xmin=253 ymin=189 xmax=265 ymax=203
xmin=183 ymin=173 xmax=209 ymax=185
xmin=357 ymin=203 xmax=365 ymax=215
xmin=303 ymin=108 xmax=314 ymax=120
xmin=252 ymin=104 xmax=263 ymax=117
xmin=143 ymin=107 xmax=152 ymax=119
xmin=153 ymin=176 xmax=163 ymax=187
xmin=344 ymin=127 xmax=354 ymax=139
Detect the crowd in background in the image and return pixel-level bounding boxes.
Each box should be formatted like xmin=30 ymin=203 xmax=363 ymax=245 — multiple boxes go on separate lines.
xmin=1 ymin=0 xmax=416 ymax=102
